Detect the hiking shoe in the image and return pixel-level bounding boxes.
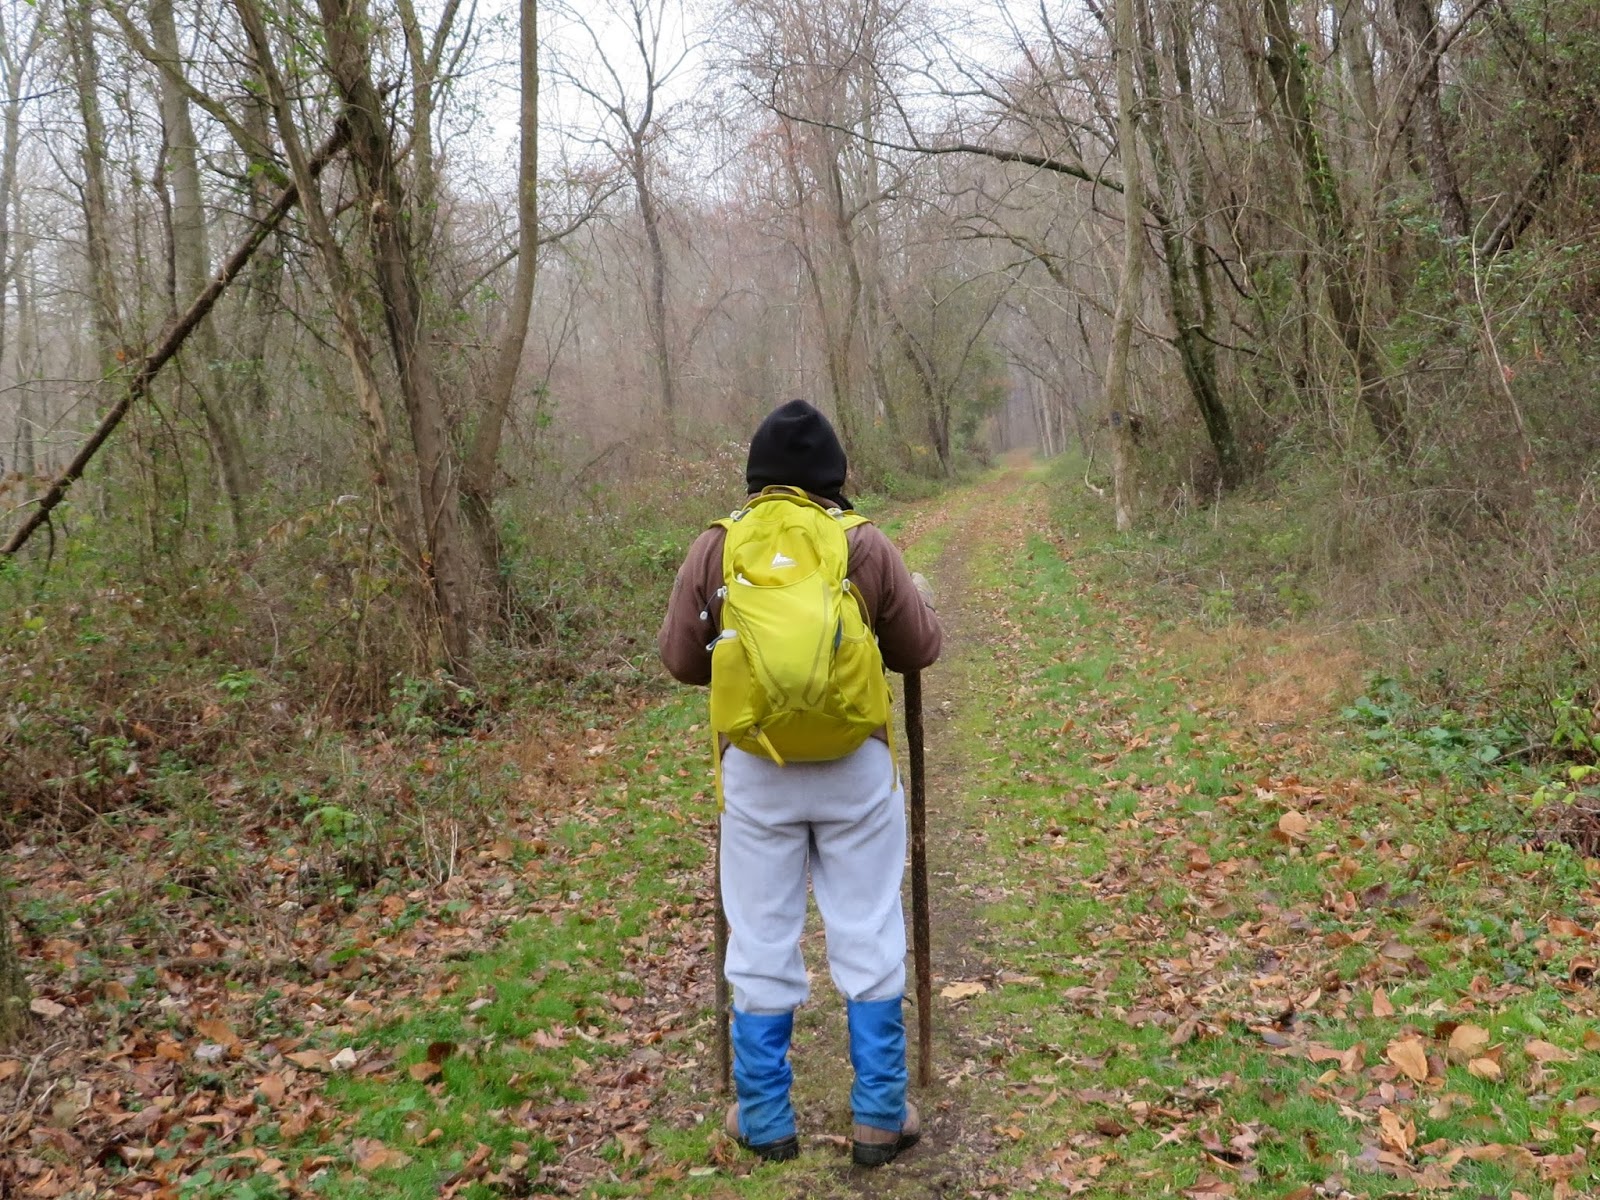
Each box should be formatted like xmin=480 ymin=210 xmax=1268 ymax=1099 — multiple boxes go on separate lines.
xmin=852 ymin=1100 xmax=920 ymax=1167
xmin=725 ymin=1103 xmax=800 ymax=1162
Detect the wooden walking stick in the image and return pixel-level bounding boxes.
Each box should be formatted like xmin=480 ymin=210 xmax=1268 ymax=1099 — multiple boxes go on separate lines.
xmin=904 ymin=671 xmax=933 ymax=1088
xmin=714 ymin=823 xmax=732 ymax=1094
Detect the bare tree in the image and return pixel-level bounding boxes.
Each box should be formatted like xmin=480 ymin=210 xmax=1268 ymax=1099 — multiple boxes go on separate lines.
xmin=553 ymin=0 xmax=692 ymax=430
xmin=0 ymin=0 xmax=42 ymax=476
xmin=1394 ymin=0 xmax=1469 ymax=241
xmin=60 ymin=0 xmax=123 ymax=378
xmin=314 ymin=0 xmax=477 ymax=679
xmin=148 ymin=0 xmax=252 ymax=536
xmin=1105 ymin=0 xmax=1142 ymax=529
xmin=230 ymin=0 xmax=422 ymax=568
xmin=732 ymin=0 xmax=916 ymax=455
xmin=461 ymin=0 xmax=539 ymax=583
xmin=1132 ymin=0 xmax=1242 ymax=487
xmin=1261 ymin=0 xmax=1409 ymax=456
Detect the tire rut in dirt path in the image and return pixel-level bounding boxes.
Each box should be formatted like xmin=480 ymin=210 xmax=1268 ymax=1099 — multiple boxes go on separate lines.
xmin=784 ymin=464 xmax=1047 ymax=1197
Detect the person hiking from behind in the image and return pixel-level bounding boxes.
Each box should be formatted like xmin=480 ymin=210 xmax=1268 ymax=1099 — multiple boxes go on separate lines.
xmin=658 ymin=399 xmax=942 ymax=1167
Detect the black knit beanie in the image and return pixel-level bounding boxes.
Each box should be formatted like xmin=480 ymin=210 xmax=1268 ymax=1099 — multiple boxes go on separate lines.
xmin=745 ymin=399 xmax=851 ymax=509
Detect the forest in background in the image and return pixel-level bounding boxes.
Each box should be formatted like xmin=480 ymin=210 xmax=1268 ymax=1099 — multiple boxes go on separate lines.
xmin=2 ymin=0 xmax=1598 ymax=1043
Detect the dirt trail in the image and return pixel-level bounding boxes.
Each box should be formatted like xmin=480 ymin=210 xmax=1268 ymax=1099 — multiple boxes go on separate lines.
xmin=780 ymin=464 xmax=1044 ymax=1196
xmin=0 ymin=463 xmax=1058 ymax=1199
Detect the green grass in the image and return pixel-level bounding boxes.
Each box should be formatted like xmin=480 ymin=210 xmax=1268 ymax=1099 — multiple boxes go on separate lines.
xmin=232 ymin=464 xmax=1598 ymax=1198
xmin=920 ymin=476 xmax=1600 ymax=1197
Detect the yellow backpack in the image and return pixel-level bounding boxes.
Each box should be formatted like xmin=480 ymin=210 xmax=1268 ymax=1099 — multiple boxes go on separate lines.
xmin=707 ymin=487 xmax=892 ymax=778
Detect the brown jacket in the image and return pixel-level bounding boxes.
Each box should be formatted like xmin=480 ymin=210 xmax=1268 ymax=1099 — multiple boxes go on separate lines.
xmin=658 ymin=507 xmax=942 ymax=688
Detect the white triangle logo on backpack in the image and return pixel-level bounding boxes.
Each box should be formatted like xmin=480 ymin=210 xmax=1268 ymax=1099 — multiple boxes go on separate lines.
xmin=770 ymin=551 xmax=797 ymax=569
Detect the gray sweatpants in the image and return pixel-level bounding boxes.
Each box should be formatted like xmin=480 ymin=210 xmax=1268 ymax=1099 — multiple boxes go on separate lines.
xmin=720 ymin=739 xmax=907 ymax=1014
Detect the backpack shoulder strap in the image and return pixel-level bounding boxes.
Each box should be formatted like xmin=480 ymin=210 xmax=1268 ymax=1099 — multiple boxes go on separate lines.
xmin=714 ymin=487 xmax=856 ymax=536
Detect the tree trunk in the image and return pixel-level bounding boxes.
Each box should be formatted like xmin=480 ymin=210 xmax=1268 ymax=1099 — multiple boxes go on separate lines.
xmin=1107 ymin=0 xmax=1143 ymax=531
xmin=1262 ymin=0 xmax=1409 ymax=457
xmin=1336 ymin=0 xmax=1383 ymax=142
xmin=316 ymin=0 xmax=477 ymax=681
xmin=149 ymin=0 xmax=252 ymax=538
xmin=13 ymin=210 xmax=34 ymax=476
xmin=461 ymin=0 xmax=537 ymax=585
xmin=633 ymin=146 xmax=677 ymax=430
xmin=394 ymin=0 xmax=441 ymax=245
xmin=885 ymin=309 xmax=950 ymax=475
xmin=232 ymin=0 xmax=428 ymax=595
xmin=0 ymin=7 xmax=33 ymax=402
xmin=0 ymin=115 xmax=19 ymax=476
xmin=1136 ymin=0 xmax=1243 ymax=489
xmin=1394 ymin=0 xmax=1470 ymax=240
xmin=237 ymin=76 xmax=283 ymax=420
xmin=822 ymin=148 xmax=867 ymax=446
xmin=61 ymin=0 xmax=121 ymax=378
xmin=780 ymin=126 xmax=857 ymax=445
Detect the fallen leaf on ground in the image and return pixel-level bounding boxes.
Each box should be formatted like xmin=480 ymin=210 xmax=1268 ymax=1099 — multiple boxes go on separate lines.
xmin=1371 ymin=988 xmax=1395 ymax=1018
xmin=1447 ymin=1023 xmax=1490 ymax=1063
xmin=1524 ymin=1039 xmax=1573 ymax=1063
xmin=195 ymin=1016 xmax=239 ymax=1048
xmin=1386 ymin=1035 xmax=1430 ymax=1082
xmin=941 ymin=981 xmax=987 ymax=1000
xmin=426 ymin=1040 xmax=457 ymax=1063
xmin=1468 ymin=1056 xmax=1503 ymax=1080
xmin=1276 ymin=810 xmax=1311 ymax=841
xmin=1378 ymin=1106 xmax=1414 ymax=1155
xmin=353 ymin=1137 xmax=412 ymax=1171
xmin=256 ymin=1073 xmax=286 ymax=1104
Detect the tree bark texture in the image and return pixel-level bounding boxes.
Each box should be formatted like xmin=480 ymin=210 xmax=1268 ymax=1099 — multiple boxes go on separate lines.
xmin=12 ymin=207 xmax=35 ymax=476
xmin=0 ymin=8 xmax=39 ymax=407
xmin=236 ymin=78 xmax=283 ymax=420
xmin=779 ymin=124 xmax=858 ymax=447
xmin=885 ymin=309 xmax=950 ymax=474
xmin=635 ymin=147 xmax=677 ymax=427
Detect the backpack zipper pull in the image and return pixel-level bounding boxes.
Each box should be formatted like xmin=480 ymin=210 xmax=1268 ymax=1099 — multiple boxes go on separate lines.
xmin=702 ymin=585 xmax=729 ymax=621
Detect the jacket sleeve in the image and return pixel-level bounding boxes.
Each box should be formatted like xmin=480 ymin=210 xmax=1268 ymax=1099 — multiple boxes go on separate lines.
xmin=657 ymin=527 xmax=726 ymax=686
xmin=848 ymin=524 xmax=942 ymax=674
